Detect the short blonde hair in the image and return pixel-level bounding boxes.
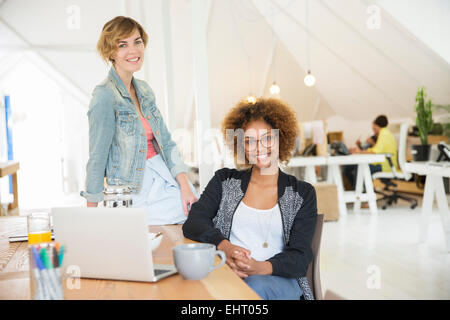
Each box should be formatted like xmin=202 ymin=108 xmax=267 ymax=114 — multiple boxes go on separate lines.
xmin=97 ymin=16 xmax=148 ymax=63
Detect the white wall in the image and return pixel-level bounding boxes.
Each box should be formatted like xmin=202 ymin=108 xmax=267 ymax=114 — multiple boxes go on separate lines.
xmin=0 ymin=53 xmax=87 ymax=209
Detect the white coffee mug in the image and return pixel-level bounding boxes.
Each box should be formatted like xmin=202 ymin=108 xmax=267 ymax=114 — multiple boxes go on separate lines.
xmin=173 ymin=243 xmax=226 ymax=280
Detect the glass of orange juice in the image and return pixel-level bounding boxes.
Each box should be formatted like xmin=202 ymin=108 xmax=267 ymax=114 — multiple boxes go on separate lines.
xmin=27 ymin=212 xmax=52 ymax=245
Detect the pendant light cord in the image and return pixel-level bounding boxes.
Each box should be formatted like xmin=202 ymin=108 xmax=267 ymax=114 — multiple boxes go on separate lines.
xmin=230 ymin=0 xmax=252 ymax=94
xmin=271 ymin=3 xmax=276 ymax=83
xmin=306 ymin=0 xmax=311 ymax=72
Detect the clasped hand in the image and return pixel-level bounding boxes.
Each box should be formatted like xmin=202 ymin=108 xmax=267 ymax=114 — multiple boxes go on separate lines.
xmin=218 ymin=240 xmax=272 ymax=278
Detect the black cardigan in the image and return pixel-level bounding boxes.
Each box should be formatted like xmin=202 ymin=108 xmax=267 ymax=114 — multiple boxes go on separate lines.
xmin=182 ymin=167 xmax=318 ymax=300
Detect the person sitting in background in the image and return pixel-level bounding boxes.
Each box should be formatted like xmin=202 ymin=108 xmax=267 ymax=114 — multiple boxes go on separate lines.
xmin=182 ymin=98 xmax=318 ymax=300
xmin=343 ymin=115 xmax=398 ymax=196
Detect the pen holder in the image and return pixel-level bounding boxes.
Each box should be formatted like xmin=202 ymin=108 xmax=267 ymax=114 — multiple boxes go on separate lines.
xmin=29 ymin=243 xmax=64 ymax=300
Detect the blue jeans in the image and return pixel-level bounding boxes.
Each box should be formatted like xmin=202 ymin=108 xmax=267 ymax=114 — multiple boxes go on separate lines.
xmin=243 ymin=275 xmax=303 ymax=300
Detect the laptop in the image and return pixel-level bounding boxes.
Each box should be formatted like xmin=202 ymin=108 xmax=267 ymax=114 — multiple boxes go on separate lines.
xmin=9 ymin=229 xmax=55 ymax=243
xmin=52 ymin=207 xmax=177 ymax=282
xmin=330 ymin=141 xmax=350 ymax=156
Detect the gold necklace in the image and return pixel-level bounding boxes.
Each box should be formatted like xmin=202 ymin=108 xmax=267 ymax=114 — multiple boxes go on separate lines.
xmin=256 ymin=206 xmax=275 ymax=248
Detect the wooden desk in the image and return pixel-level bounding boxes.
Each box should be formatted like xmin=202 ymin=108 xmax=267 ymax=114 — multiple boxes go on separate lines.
xmin=0 ymin=161 xmax=20 ymax=216
xmin=404 ymin=162 xmax=450 ymax=252
xmin=0 ymin=216 xmax=260 ymax=300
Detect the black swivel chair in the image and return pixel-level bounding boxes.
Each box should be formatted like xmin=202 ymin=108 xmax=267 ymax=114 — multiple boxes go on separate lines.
xmin=374 ymin=154 xmax=418 ymax=209
xmin=372 ymin=123 xmax=418 ymax=210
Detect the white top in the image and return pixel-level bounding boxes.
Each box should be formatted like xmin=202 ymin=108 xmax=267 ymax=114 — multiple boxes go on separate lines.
xmin=229 ymin=201 xmax=284 ymax=262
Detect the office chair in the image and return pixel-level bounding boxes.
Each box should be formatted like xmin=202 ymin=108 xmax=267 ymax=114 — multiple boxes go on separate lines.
xmin=305 ymin=214 xmax=324 ymax=300
xmin=372 ymin=123 xmax=418 ymax=210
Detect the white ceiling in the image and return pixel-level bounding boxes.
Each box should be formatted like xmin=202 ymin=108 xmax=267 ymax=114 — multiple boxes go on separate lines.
xmin=0 ymin=0 xmax=449 ymax=130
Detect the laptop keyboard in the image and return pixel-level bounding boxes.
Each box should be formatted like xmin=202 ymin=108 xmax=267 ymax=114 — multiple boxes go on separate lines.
xmin=154 ymin=269 xmax=169 ymax=276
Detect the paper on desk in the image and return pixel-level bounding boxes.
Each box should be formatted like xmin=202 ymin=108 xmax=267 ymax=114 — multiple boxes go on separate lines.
xmin=311 ymin=121 xmax=325 ymax=145
xmin=304 ymin=122 xmax=312 ymax=140
xmin=302 ymin=121 xmax=325 ymax=145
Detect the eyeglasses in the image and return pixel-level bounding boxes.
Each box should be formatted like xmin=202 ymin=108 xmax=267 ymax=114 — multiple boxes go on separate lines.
xmin=244 ymin=134 xmax=277 ymax=150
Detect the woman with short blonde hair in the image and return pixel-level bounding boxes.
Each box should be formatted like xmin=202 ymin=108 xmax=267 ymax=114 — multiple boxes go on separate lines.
xmin=96 ymin=16 xmax=149 ymax=63
xmin=81 ymin=16 xmax=197 ymax=225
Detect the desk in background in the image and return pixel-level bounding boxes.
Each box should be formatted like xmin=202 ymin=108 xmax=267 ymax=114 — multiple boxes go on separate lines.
xmin=404 ymin=162 xmax=450 ymax=252
xmin=0 ymin=216 xmax=260 ymax=300
xmin=0 ymin=161 xmax=20 ymax=216
xmin=287 ymin=154 xmax=386 ymax=216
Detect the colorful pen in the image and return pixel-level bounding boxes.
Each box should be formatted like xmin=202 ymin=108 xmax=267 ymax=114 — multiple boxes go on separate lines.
xmin=52 ymin=246 xmax=64 ymax=296
xmin=39 ymin=247 xmax=60 ymax=300
xmin=31 ymin=247 xmax=46 ymax=300
xmin=32 ymin=247 xmax=54 ymax=300
xmin=58 ymin=245 xmax=65 ymax=266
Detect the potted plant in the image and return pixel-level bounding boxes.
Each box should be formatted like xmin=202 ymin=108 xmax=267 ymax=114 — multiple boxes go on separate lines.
xmin=411 ymin=87 xmax=434 ymax=161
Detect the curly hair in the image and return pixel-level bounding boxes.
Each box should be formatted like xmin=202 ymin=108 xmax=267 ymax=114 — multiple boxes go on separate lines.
xmin=97 ymin=16 xmax=149 ymax=63
xmin=221 ymin=97 xmax=299 ymax=169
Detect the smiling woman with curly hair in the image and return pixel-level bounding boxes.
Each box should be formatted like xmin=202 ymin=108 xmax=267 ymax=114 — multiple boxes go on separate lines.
xmin=221 ymin=98 xmax=299 ymax=169
xmin=183 ymin=97 xmax=318 ymax=300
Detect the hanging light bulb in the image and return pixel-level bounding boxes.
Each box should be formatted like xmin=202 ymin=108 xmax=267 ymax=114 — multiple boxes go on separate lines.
xmin=247 ymin=95 xmax=256 ymax=104
xmin=269 ymin=82 xmax=280 ymax=95
xmin=304 ymin=1 xmax=316 ymax=88
xmin=304 ymin=70 xmax=316 ymax=87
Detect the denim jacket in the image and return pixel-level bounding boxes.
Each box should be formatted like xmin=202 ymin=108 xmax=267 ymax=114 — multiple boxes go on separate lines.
xmin=81 ymin=66 xmax=189 ymax=203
